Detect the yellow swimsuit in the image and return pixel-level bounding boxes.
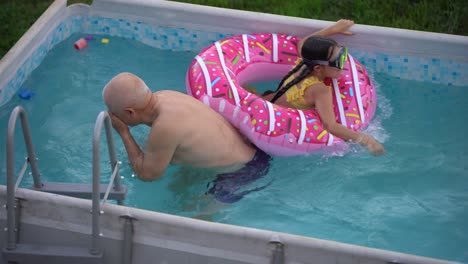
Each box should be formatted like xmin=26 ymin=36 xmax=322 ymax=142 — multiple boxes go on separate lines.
xmin=284 ymin=74 xmax=322 ymax=109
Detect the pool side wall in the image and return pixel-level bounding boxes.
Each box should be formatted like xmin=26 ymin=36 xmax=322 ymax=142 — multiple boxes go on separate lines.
xmin=0 ymin=186 xmax=458 ymax=264
xmin=0 ymin=0 xmax=467 ymax=107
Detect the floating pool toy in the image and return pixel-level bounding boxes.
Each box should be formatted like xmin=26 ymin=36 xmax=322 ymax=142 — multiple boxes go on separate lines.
xmin=101 ymin=38 xmax=109 ymax=44
xmin=18 ymin=88 xmax=35 ymax=100
xmin=186 ymin=33 xmax=377 ymax=156
xmin=85 ymin=35 xmax=94 ymax=41
xmin=74 ymin=38 xmax=88 ymax=50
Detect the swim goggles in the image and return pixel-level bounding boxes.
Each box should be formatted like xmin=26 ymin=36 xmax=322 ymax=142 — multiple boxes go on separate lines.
xmin=304 ymin=46 xmax=348 ymax=70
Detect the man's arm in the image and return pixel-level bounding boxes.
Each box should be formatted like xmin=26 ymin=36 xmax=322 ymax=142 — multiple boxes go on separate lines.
xmin=110 ymin=113 xmax=177 ymax=181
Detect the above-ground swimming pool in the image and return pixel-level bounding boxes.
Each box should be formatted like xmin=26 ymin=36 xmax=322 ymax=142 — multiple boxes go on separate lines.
xmin=1 ymin=1 xmax=467 ymax=263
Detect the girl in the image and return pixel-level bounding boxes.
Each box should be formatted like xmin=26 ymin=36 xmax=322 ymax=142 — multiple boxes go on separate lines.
xmin=262 ymin=20 xmax=385 ymax=156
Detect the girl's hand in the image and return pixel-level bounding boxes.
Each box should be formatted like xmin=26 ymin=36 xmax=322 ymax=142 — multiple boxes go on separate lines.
xmin=360 ymin=135 xmax=385 ymax=156
xmin=332 ymin=19 xmax=355 ymax=35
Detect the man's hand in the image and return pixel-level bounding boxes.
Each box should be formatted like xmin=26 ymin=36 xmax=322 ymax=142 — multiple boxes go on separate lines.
xmin=109 ymin=112 xmax=129 ymax=135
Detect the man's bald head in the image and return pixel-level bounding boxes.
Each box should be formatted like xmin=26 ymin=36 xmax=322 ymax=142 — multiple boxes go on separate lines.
xmin=102 ymin=72 xmax=151 ymax=116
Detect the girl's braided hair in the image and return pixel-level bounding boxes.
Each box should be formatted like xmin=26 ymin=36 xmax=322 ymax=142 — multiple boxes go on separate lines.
xmin=266 ymin=36 xmax=337 ymax=103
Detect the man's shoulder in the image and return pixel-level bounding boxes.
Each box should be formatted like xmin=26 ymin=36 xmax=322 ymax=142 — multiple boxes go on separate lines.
xmin=156 ymin=90 xmax=186 ymax=97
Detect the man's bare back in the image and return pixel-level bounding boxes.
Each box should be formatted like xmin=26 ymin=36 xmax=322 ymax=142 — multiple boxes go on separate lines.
xmin=152 ymin=90 xmax=255 ymax=169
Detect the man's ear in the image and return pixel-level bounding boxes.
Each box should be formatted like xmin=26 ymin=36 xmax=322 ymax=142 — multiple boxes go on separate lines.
xmin=124 ymin=108 xmax=135 ymax=115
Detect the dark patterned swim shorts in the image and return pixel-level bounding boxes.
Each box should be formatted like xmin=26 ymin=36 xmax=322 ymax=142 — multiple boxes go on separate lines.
xmin=207 ymin=149 xmax=272 ymax=203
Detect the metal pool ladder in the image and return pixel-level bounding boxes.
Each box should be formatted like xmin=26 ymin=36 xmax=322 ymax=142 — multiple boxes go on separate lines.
xmin=4 ymin=106 xmax=127 ymax=201
xmin=2 ymin=106 xmax=128 ymax=263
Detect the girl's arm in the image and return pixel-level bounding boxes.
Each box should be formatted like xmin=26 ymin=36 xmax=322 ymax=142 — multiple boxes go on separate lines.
xmin=297 ymin=19 xmax=354 ymax=51
xmin=308 ymin=84 xmax=385 ymax=156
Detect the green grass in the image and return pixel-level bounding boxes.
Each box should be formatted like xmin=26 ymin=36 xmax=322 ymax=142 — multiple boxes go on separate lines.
xmin=1 ymin=0 xmax=466 ymax=58
xmin=0 ymin=1 xmax=55 ymax=58
xmin=0 ymin=0 xmax=91 ymax=58
xmin=174 ymin=0 xmax=467 ymax=35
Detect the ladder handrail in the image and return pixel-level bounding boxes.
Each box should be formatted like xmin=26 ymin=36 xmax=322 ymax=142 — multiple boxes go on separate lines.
xmin=6 ymin=106 xmax=42 ymax=250
xmin=5 ymin=107 xmax=123 ymax=257
xmin=91 ymin=111 xmax=122 ymax=255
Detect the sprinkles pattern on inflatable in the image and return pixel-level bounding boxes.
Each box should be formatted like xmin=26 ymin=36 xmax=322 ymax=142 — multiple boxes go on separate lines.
xmin=186 ymin=33 xmax=377 ymax=156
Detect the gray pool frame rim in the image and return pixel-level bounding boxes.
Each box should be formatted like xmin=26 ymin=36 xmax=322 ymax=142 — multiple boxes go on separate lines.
xmin=0 ymin=185 xmax=458 ymax=264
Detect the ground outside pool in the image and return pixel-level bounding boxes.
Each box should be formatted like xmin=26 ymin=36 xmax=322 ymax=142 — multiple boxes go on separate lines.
xmin=0 ymin=33 xmax=467 ymax=263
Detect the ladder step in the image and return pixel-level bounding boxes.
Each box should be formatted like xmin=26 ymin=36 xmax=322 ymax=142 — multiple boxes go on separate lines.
xmin=32 ymin=182 xmax=127 ymax=200
xmin=2 ymin=243 xmax=103 ymax=264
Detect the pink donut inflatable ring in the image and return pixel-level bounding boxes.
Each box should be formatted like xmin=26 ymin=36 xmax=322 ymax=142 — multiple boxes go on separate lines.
xmin=186 ymin=33 xmax=377 ymax=156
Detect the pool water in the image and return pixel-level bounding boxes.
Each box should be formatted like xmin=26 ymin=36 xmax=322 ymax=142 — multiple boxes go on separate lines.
xmin=0 ymin=34 xmax=467 ymax=262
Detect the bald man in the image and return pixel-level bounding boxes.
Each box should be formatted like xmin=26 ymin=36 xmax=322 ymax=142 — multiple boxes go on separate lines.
xmin=103 ymin=72 xmax=271 ymax=203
